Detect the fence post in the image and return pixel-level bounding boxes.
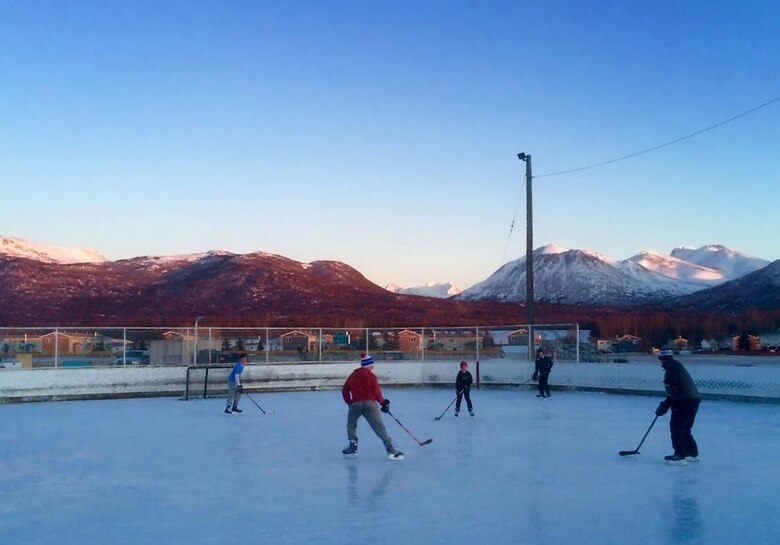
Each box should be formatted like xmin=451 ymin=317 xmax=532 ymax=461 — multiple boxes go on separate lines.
xmin=54 ymin=327 xmax=59 ymax=368
xmin=576 ymin=323 xmax=580 ymax=364
xmin=319 ymin=328 xmax=323 ymax=364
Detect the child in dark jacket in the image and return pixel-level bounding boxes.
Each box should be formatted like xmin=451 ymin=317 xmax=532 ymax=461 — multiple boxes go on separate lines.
xmin=455 ymin=360 xmax=474 ymax=416
xmin=533 ymin=348 xmax=554 ymax=398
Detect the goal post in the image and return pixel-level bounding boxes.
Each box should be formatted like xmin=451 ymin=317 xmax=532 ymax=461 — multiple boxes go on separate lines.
xmin=182 ymin=365 xmax=233 ymax=400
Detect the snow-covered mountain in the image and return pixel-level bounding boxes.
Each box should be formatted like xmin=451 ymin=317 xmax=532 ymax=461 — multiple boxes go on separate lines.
xmin=670 ymin=245 xmax=769 ymax=279
xmin=622 ymin=251 xmax=724 ymax=285
xmin=0 ymin=236 xmax=107 ymax=264
xmin=385 ymin=282 xmax=462 ymax=298
xmin=667 ymin=259 xmax=780 ymax=312
xmin=457 ymin=245 xmax=698 ymax=306
xmin=457 ymin=244 xmax=770 ymax=307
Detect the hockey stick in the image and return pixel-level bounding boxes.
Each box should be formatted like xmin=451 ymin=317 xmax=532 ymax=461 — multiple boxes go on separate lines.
xmin=386 ymin=409 xmax=433 ymax=446
xmin=244 ymin=392 xmax=275 ymax=415
xmin=434 ymin=389 xmax=463 ymax=420
xmin=619 ymin=415 xmax=658 ymax=456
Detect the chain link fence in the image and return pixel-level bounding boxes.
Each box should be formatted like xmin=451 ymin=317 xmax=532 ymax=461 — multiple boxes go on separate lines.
xmin=0 ymin=324 xmax=583 ymax=369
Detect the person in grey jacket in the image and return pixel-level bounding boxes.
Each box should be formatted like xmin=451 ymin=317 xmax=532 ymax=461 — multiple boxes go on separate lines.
xmin=655 ymin=350 xmax=701 ymax=464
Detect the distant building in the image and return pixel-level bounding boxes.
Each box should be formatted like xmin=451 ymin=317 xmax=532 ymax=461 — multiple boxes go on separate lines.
xmin=759 ymin=329 xmax=780 ymax=350
xmin=281 ymin=330 xmax=318 ymax=352
xmin=616 ymin=334 xmax=643 ymax=353
xmin=39 ymin=331 xmax=94 ymax=355
xmin=671 ymin=336 xmax=689 ymax=351
xmin=398 ymin=329 xmax=425 ymax=353
xmin=732 ymin=334 xmax=760 ymax=351
xmin=429 ymin=330 xmax=478 ymax=351
xmin=700 ymin=339 xmax=718 ymax=351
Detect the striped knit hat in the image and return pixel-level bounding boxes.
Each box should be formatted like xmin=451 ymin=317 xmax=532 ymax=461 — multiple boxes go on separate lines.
xmin=360 ymin=354 xmax=375 ymax=367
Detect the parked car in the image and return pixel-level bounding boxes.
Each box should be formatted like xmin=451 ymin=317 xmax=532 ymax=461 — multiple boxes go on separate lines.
xmin=114 ymin=350 xmax=150 ymax=365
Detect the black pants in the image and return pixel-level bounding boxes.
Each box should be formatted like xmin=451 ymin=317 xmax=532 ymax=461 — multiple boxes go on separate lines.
xmin=455 ymin=388 xmax=473 ymax=411
xmin=538 ymin=373 xmax=551 ymax=397
xmin=670 ymin=399 xmax=700 ymax=457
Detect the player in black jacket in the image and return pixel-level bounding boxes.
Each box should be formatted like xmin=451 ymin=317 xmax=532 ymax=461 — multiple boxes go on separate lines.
xmin=655 ymin=350 xmax=701 ymax=465
xmin=455 ymin=360 xmax=474 ymax=417
xmin=533 ymin=348 xmax=554 ymax=398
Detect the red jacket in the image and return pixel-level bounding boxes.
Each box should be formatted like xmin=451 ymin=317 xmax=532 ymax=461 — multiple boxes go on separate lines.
xmin=342 ymin=367 xmax=385 ymax=405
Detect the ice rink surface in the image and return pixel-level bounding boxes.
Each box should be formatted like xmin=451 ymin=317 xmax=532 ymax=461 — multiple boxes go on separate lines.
xmin=1 ymin=387 xmax=778 ymax=545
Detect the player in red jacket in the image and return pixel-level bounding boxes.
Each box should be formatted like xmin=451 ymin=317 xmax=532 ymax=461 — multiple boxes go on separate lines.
xmin=341 ymin=354 xmax=404 ymax=460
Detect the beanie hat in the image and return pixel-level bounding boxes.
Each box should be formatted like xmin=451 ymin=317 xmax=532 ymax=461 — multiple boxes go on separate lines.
xmin=460 ymin=360 xmax=468 ymax=369
xmin=658 ymin=349 xmax=674 ymax=358
xmin=360 ymin=354 xmax=375 ymax=367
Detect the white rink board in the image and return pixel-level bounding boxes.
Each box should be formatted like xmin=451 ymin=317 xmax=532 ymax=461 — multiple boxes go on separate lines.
xmin=2 ymin=358 xmax=779 ymax=402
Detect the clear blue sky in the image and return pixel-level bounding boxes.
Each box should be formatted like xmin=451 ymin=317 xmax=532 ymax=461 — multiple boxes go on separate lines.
xmin=2 ymin=0 xmax=778 ymax=289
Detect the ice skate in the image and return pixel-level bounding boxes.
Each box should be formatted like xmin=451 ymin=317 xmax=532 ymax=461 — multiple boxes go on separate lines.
xmin=224 ymin=407 xmax=232 ymax=415
xmin=685 ymin=456 xmax=700 ymax=463
xmin=342 ymin=440 xmax=358 ymax=457
xmin=454 ymin=409 xmax=460 ymax=417
xmin=469 ymin=409 xmax=474 ymax=417
xmin=231 ymin=405 xmax=242 ymax=413
xmin=386 ymin=445 xmax=404 ymax=460
xmin=664 ymin=454 xmax=688 ymax=466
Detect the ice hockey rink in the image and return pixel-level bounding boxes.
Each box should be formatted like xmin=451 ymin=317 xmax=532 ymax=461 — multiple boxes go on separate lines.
xmin=1 ymin=388 xmax=778 ymax=545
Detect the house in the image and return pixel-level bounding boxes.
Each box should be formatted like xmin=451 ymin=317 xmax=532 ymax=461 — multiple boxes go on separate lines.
xmin=595 ymin=339 xmax=614 ymax=353
xmin=39 ymin=331 xmax=95 ymax=355
xmin=429 ymin=330 xmax=479 ymax=351
xmin=671 ymin=336 xmax=689 ymax=351
xmin=759 ymin=329 xmax=780 ymax=350
xmin=281 ymin=330 xmax=318 ymax=352
xmin=616 ymin=334 xmax=643 ymax=353
xmin=732 ymin=334 xmax=760 ymax=351
xmin=700 ymin=338 xmax=718 ymax=351
xmin=397 ymin=329 xmax=426 ymax=353
xmin=1 ymin=334 xmax=42 ymax=353
xmin=506 ymin=328 xmax=529 ymax=346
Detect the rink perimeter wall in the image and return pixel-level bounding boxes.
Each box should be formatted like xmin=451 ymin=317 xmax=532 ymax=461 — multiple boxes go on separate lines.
xmin=2 ymin=359 xmax=779 ymax=403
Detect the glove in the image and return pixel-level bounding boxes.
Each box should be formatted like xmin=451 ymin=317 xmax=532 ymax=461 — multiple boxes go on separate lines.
xmin=655 ymin=400 xmax=670 ymax=416
xmin=380 ymin=399 xmax=390 ymax=413
xmin=237 ymin=384 xmax=244 ymax=392
xmin=532 ymin=373 xmax=538 ymax=381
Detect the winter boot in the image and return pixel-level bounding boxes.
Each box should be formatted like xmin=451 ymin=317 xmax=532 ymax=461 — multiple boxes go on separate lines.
xmin=342 ymin=440 xmax=358 ymax=456
xmin=224 ymin=407 xmax=232 ymax=415
xmin=664 ymin=454 xmax=688 ymax=466
xmin=386 ymin=444 xmax=404 ymax=461
xmin=231 ymin=405 xmax=242 ymax=413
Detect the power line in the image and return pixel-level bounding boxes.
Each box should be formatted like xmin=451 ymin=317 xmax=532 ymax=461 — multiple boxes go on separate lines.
xmin=535 ymin=95 xmax=780 ymax=179
xmin=498 ymin=181 xmax=524 ymax=269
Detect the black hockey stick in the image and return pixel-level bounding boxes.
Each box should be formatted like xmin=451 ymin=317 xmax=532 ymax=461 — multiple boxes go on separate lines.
xmin=386 ymin=409 xmax=433 ymax=446
xmin=619 ymin=415 xmax=658 ymax=456
xmin=244 ymin=392 xmax=274 ymax=415
xmin=434 ymin=389 xmax=463 ymax=420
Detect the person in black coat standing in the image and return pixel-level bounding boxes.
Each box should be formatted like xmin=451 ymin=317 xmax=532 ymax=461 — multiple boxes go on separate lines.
xmin=655 ymin=350 xmax=701 ymax=465
xmin=455 ymin=360 xmax=474 ymax=416
xmin=533 ymin=348 xmax=554 ymax=398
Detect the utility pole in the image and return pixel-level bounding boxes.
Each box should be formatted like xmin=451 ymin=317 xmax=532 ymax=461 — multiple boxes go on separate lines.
xmin=517 ymin=153 xmax=534 ymax=358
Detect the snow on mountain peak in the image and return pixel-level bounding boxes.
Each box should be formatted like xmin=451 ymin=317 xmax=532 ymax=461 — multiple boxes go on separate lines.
xmin=670 ymin=244 xmax=768 ymax=279
xmin=0 ymin=236 xmax=107 ymax=264
xmin=385 ymin=282 xmax=462 ymax=298
xmin=539 ymin=244 xmax=569 ymax=255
